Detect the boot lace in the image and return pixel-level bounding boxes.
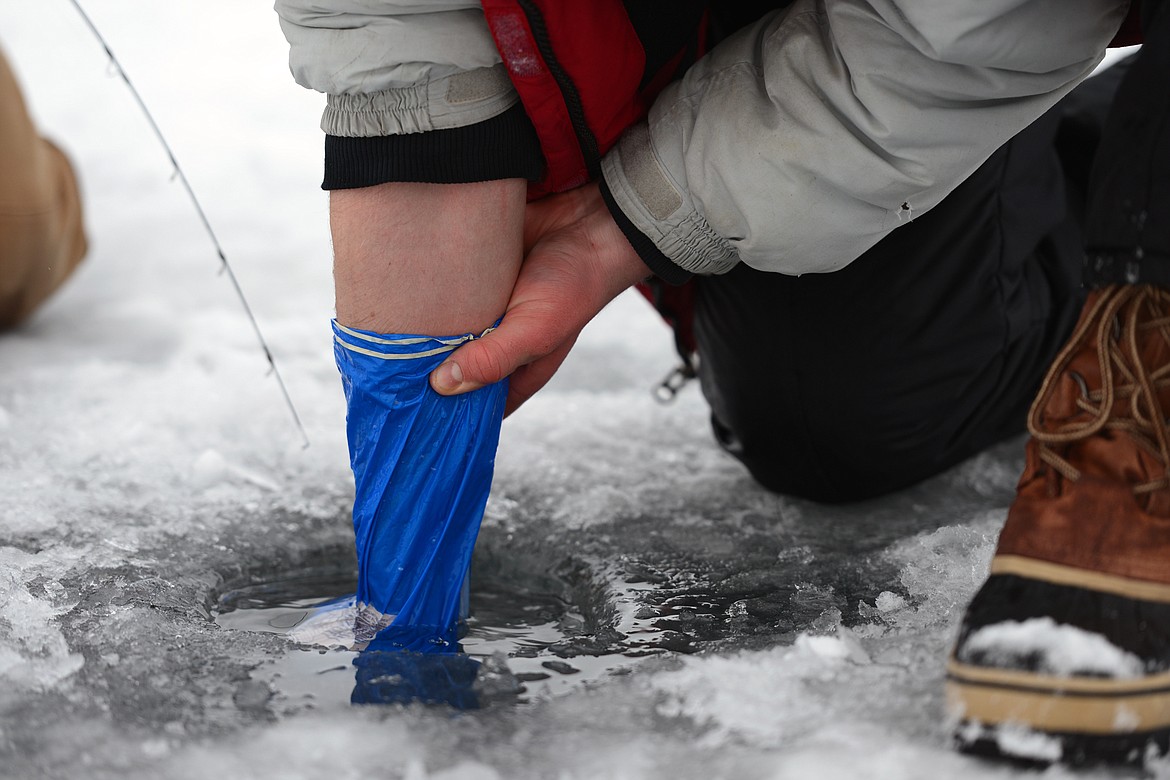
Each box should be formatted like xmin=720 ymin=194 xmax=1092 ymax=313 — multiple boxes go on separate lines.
xmin=1028 ymin=285 xmax=1170 ymax=495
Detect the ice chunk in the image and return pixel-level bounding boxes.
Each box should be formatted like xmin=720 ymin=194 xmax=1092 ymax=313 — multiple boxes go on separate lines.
xmin=651 ymin=627 xmax=875 ymax=747
xmin=191 ymin=448 xmax=280 ymax=491
xmin=285 ymin=595 xmax=361 ymax=649
xmin=191 ymin=449 xmax=230 ymax=487
xmin=798 ymin=633 xmax=853 ymax=661
xmin=0 ymin=547 xmax=85 ymax=691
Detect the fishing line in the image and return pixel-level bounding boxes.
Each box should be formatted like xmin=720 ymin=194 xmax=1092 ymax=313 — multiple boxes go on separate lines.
xmin=66 ymin=0 xmax=311 ymax=448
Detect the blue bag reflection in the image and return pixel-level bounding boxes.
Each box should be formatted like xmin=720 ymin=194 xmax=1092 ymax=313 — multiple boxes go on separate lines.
xmin=351 ymin=639 xmax=482 ymax=709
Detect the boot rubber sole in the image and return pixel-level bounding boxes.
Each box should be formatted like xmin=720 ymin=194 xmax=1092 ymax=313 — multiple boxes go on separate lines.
xmin=947 ymin=664 xmax=1170 ymax=764
xmin=949 ymin=556 xmax=1170 ymax=765
xmin=947 ymin=660 xmax=1170 ymax=733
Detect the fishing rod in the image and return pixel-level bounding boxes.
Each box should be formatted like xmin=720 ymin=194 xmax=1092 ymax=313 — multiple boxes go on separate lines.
xmin=66 ymin=0 xmax=310 ymax=448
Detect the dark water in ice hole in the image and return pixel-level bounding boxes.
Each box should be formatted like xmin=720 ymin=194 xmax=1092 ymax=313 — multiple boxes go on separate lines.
xmin=213 ymin=549 xmax=697 ymax=711
xmin=212 ymin=513 xmax=910 ymax=714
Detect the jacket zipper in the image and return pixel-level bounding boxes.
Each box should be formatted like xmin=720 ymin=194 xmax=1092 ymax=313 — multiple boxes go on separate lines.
xmin=515 ymin=0 xmax=602 ymax=178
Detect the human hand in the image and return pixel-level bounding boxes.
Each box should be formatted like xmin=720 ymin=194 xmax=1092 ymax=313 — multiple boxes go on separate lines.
xmin=429 ymin=181 xmax=651 ymax=415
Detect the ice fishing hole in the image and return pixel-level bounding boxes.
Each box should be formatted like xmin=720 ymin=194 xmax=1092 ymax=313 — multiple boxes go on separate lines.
xmin=212 ymin=541 xmax=678 ymax=712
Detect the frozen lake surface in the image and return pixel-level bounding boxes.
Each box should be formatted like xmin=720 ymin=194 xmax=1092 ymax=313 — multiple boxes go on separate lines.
xmin=0 ymin=5 xmax=1157 ymax=779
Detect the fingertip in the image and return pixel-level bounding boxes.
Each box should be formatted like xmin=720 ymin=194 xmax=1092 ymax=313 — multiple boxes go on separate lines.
xmin=431 ymin=360 xmax=464 ymax=394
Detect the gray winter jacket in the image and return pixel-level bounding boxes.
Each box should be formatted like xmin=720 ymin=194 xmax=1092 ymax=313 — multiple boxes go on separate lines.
xmin=276 ymin=0 xmax=1128 ymax=277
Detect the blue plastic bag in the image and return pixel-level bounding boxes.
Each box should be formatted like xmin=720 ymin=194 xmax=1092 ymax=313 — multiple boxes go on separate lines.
xmin=333 ymin=320 xmax=506 ymax=652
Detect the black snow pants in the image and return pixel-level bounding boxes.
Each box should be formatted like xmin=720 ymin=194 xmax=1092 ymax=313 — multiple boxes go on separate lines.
xmin=694 ymin=9 xmax=1167 ymax=504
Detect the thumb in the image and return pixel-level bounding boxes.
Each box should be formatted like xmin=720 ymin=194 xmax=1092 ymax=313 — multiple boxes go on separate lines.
xmin=429 ymin=312 xmax=551 ymax=395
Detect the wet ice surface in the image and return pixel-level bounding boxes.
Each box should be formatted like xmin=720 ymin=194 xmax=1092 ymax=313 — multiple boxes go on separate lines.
xmin=0 ymin=5 xmax=1160 ymax=779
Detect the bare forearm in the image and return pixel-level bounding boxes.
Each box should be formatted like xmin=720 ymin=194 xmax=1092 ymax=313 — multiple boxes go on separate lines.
xmin=330 ymin=178 xmax=527 ymax=335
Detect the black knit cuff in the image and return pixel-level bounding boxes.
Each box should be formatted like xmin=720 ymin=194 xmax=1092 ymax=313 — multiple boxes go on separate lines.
xmin=322 ymin=103 xmax=544 ymax=190
xmin=599 ymin=178 xmax=693 ymax=286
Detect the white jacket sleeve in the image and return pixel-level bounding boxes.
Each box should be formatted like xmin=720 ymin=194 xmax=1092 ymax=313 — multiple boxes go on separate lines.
xmin=275 ymin=0 xmax=517 ymax=136
xmin=601 ymin=0 xmax=1129 ymax=276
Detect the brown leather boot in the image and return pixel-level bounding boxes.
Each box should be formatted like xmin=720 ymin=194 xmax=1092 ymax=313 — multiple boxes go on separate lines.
xmin=948 ymin=284 xmax=1170 ymax=766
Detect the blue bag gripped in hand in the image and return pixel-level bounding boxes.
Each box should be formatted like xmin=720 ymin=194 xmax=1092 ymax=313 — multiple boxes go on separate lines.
xmin=333 ymin=320 xmax=506 ymax=652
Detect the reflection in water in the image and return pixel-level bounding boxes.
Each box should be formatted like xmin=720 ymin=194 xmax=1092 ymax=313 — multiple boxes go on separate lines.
xmin=351 ymin=644 xmax=482 ymax=708
xmin=213 ymin=560 xmax=637 ymax=710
